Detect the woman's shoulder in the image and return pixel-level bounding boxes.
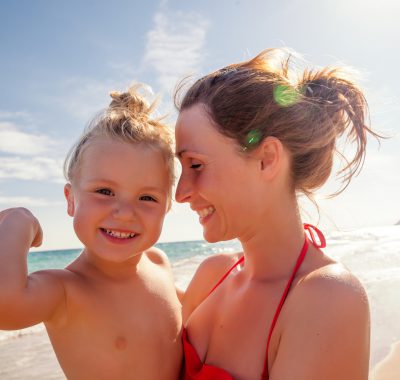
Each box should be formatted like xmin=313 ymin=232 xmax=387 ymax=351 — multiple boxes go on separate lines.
xmin=182 ymin=251 xmax=243 ymax=322
xmin=197 ymin=251 xmax=243 ymax=274
xmin=298 ymin=262 xmax=368 ymax=302
xmin=192 ymin=251 xmax=243 ymax=291
xmin=272 ymin=263 xmax=370 ymax=379
xmin=286 ymin=262 xmax=369 ymax=330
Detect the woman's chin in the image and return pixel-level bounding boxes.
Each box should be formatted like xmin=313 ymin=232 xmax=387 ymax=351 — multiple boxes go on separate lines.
xmin=203 ymin=235 xmax=219 ymax=243
xmin=203 ymin=229 xmax=233 ymax=243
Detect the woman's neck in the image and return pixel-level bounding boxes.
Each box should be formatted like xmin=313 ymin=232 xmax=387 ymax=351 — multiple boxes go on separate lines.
xmin=238 ymin=198 xmax=306 ymax=281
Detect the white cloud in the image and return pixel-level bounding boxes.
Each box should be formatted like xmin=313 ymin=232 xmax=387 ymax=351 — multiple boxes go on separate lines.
xmin=143 ymin=8 xmax=209 ymax=95
xmin=36 ymin=8 xmax=209 ymax=125
xmin=0 ymin=156 xmax=64 ymax=182
xmin=0 ymin=122 xmax=55 ymax=155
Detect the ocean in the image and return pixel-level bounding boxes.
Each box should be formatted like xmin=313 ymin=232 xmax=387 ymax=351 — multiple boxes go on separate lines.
xmin=1 ymin=225 xmax=399 ymax=379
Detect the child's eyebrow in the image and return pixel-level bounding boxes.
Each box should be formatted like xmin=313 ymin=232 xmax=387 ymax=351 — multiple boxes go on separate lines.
xmin=85 ymin=178 xmax=116 ymax=185
xmin=86 ymin=180 xmax=167 ymax=194
xmin=140 ymin=186 xmax=167 ymax=194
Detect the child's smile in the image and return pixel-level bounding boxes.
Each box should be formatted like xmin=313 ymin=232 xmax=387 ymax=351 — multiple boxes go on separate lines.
xmin=100 ymin=228 xmax=137 ymax=240
xmin=99 ymin=227 xmax=139 ymax=247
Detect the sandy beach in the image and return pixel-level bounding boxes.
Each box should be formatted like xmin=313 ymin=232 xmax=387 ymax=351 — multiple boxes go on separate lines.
xmin=0 ymin=327 xmax=64 ymax=380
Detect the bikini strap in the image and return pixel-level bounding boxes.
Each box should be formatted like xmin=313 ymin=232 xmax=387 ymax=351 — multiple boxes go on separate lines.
xmin=261 ymin=237 xmax=309 ymax=379
xmin=208 ymin=256 xmax=244 ymax=296
xmin=304 ymin=223 xmax=326 ymax=248
xmin=261 ymin=224 xmax=326 ymax=379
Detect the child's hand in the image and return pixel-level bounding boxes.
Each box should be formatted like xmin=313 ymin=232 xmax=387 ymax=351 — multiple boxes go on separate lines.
xmin=0 ymin=207 xmax=43 ymax=248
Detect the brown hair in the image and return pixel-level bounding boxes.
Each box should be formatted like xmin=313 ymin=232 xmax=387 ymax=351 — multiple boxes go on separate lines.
xmin=64 ymin=84 xmax=174 ymax=195
xmin=175 ymin=48 xmax=381 ymax=196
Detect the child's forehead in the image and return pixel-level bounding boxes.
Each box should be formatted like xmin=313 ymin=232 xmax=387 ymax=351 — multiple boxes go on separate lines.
xmin=82 ymin=137 xmax=157 ymax=161
xmin=85 ymin=136 xmax=135 ymax=151
xmin=77 ymin=138 xmax=167 ymax=180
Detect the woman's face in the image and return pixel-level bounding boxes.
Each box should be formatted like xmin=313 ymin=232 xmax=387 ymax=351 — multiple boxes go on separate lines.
xmin=175 ymin=104 xmax=263 ymax=243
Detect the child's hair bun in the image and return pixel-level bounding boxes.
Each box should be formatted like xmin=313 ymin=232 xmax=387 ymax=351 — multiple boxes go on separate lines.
xmin=64 ymin=82 xmax=174 ymax=188
xmin=109 ymin=85 xmax=152 ymax=119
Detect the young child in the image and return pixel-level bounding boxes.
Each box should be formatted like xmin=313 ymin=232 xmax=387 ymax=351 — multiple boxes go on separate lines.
xmin=0 ymin=85 xmax=182 ymax=379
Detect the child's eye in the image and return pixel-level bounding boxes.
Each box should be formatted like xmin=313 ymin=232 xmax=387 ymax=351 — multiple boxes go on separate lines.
xmin=96 ymin=188 xmax=114 ymax=196
xmin=139 ymin=195 xmax=157 ymax=202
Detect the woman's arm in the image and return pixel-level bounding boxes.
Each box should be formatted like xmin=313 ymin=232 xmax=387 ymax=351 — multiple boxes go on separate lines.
xmin=270 ymin=265 xmax=370 ymax=380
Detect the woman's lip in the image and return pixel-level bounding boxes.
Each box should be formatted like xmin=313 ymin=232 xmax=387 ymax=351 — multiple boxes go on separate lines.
xmin=199 ymin=210 xmax=215 ymax=225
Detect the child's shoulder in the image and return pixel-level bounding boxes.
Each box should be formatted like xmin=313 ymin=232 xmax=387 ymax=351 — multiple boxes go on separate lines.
xmin=144 ymin=246 xmax=171 ymax=268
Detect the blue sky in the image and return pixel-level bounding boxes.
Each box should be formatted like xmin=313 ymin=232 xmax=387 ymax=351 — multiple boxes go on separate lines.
xmin=1 ymin=0 xmax=399 ymax=250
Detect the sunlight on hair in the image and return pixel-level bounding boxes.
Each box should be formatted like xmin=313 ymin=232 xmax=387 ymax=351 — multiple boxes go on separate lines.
xmin=273 ymin=84 xmax=301 ymax=107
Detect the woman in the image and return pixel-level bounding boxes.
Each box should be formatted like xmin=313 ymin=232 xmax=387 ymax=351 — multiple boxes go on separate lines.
xmin=175 ymin=49 xmax=378 ymax=380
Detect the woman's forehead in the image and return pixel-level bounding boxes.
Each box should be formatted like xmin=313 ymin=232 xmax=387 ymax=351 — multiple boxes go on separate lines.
xmin=175 ymin=105 xmax=225 ymax=153
xmin=176 ymin=105 xmax=213 ymax=133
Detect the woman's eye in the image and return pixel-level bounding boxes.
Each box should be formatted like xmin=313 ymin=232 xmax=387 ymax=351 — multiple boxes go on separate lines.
xmin=190 ymin=162 xmax=202 ymax=170
xmin=96 ymin=188 xmax=114 ymax=196
xmin=139 ymin=195 xmax=157 ymax=202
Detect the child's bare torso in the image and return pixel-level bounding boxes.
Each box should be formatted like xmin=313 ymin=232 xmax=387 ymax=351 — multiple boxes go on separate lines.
xmin=44 ymin=250 xmax=182 ymax=380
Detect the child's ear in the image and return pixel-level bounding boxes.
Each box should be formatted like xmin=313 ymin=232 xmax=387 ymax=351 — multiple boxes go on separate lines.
xmin=64 ymin=183 xmax=75 ymax=216
xmin=254 ymin=136 xmax=284 ymax=180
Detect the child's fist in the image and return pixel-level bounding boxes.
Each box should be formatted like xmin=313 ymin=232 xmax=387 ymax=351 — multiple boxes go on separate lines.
xmin=0 ymin=208 xmax=43 ymax=248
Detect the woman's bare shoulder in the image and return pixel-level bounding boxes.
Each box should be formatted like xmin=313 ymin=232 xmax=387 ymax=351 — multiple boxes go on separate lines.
xmin=197 ymin=251 xmax=243 ymax=275
xmin=270 ymin=263 xmax=370 ymax=380
xmin=272 ymin=263 xmax=370 ymax=379
xmin=297 ymin=262 xmax=368 ymax=304
xmin=182 ymin=251 xmax=243 ymax=323
xmin=286 ymin=262 xmax=369 ymax=325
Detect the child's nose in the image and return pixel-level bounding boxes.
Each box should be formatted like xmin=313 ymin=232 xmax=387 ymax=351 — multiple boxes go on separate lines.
xmin=113 ymin=200 xmax=136 ymax=220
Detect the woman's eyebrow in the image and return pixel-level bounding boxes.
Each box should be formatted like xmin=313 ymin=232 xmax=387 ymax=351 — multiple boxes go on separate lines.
xmin=175 ymin=149 xmax=187 ymax=159
xmin=175 ymin=150 xmax=207 ymax=159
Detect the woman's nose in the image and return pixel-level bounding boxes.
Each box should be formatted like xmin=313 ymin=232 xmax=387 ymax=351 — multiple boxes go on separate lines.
xmin=175 ymin=174 xmax=192 ymax=203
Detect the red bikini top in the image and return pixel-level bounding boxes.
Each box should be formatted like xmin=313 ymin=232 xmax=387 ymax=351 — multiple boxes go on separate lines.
xmin=181 ymin=224 xmax=326 ymax=380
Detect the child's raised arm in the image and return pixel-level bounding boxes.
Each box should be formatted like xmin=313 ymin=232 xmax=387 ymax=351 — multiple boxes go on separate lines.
xmin=0 ymin=208 xmax=66 ymax=330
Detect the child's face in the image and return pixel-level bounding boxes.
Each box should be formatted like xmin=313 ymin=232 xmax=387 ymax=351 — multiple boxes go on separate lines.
xmin=64 ymin=137 xmax=170 ymax=263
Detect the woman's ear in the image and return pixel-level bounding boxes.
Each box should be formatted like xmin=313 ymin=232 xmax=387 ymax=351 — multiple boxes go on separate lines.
xmin=255 ymin=136 xmax=284 ymax=180
xmin=64 ymin=183 xmax=75 ymax=217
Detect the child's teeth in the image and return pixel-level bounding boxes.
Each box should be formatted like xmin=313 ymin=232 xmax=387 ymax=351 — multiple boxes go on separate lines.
xmin=105 ymin=229 xmax=135 ymax=239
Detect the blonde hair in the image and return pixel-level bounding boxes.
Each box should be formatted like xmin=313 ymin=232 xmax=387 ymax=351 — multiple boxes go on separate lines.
xmin=64 ymin=84 xmax=174 ymax=195
xmin=175 ymin=48 xmax=381 ymax=197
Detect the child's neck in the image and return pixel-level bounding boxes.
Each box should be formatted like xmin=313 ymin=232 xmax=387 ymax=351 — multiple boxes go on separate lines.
xmin=78 ymin=249 xmax=144 ymax=281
